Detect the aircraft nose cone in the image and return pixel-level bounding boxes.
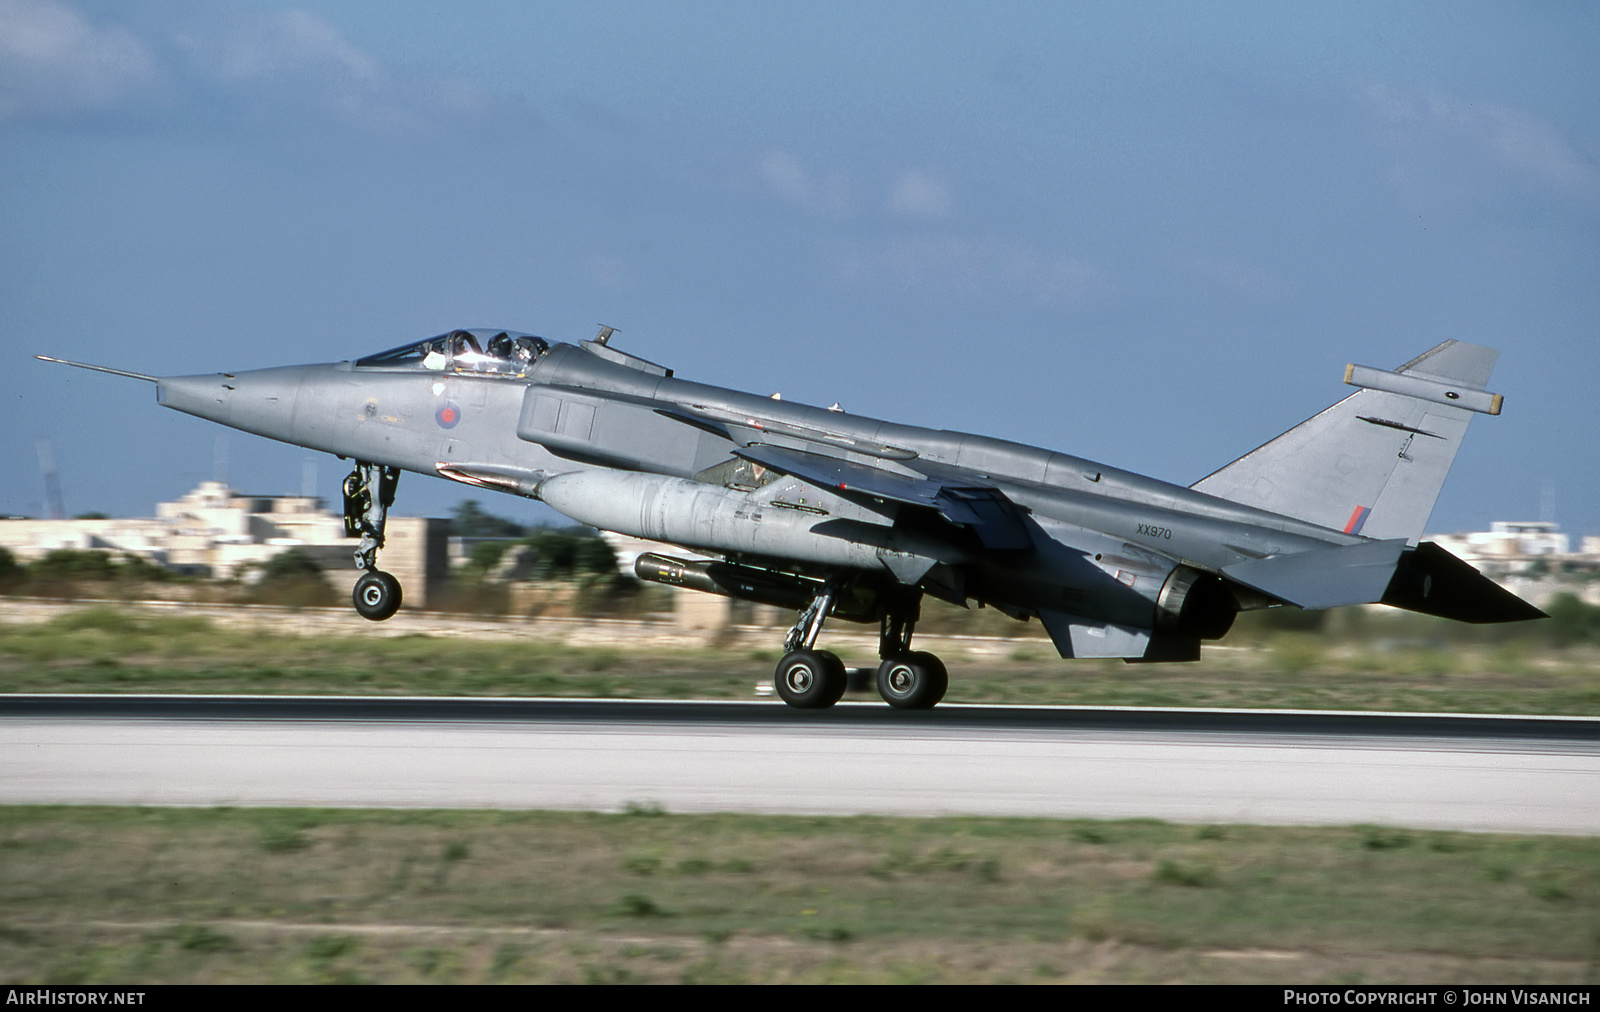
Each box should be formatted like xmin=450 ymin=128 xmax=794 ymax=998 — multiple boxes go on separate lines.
xmin=157 ymin=373 xmax=234 ymax=425
xmin=157 ymin=365 xmax=317 ymax=444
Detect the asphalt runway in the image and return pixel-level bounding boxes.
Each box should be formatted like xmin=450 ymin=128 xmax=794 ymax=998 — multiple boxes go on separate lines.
xmin=3 ymin=695 xmax=1597 ymax=834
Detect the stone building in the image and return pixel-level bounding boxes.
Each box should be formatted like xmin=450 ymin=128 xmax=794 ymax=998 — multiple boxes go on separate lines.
xmin=0 ymin=481 xmax=449 ymax=608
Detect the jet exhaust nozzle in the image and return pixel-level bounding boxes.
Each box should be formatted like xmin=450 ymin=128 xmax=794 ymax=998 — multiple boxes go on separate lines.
xmin=1155 ymin=565 xmax=1239 ymax=640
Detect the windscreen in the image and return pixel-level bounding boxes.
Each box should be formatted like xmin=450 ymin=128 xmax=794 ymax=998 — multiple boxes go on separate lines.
xmin=355 ymin=330 xmax=549 ymax=374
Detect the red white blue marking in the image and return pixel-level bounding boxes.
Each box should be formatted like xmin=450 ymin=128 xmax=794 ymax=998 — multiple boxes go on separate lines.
xmin=1343 ymin=505 xmax=1371 ymax=535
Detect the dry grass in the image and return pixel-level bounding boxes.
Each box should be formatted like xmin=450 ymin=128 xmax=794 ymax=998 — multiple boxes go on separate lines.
xmin=2 ymin=605 xmax=1598 ymax=714
xmin=2 ymin=807 xmax=1597 ymax=983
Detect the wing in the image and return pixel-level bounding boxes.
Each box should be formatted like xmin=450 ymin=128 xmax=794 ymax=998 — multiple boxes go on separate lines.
xmin=733 ymin=443 xmax=1033 ymax=550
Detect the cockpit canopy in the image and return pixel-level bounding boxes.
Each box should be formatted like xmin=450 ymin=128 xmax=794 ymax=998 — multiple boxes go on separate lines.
xmin=355 ymin=329 xmax=550 ymax=376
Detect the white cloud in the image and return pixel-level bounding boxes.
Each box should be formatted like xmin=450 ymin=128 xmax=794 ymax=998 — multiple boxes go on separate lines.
xmin=0 ymin=3 xmax=481 ymax=131
xmin=838 ymin=235 xmax=1111 ymax=307
xmin=167 ymin=6 xmax=493 ymax=132
xmin=758 ymin=149 xmax=854 ymax=219
xmin=0 ymin=0 xmax=156 ymax=120
xmin=207 ymin=8 xmax=380 ymax=86
xmin=887 ymin=170 xmax=954 ymax=220
xmin=1362 ymin=83 xmax=1599 ymax=203
xmin=176 ymin=7 xmax=417 ymax=128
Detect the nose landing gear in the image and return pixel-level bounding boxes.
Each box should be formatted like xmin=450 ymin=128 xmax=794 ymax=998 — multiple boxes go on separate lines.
xmin=353 ymin=569 xmax=402 ymax=621
xmin=343 ymin=462 xmax=403 ymax=621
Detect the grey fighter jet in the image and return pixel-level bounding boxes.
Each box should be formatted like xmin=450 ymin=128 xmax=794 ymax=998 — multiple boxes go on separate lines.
xmin=39 ymin=328 xmax=1542 ymax=709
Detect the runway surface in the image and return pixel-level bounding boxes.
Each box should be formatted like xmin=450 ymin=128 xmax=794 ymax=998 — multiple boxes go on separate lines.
xmin=3 ymin=695 xmax=1597 ymax=834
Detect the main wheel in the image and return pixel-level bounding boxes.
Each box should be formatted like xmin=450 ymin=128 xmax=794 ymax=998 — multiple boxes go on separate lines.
xmin=774 ymin=649 xmax=848 ymax=709
xmin=353 ymin=570 xmax=403 ymax=621
xmin=876 ymin=651 xmax=948 ymax=710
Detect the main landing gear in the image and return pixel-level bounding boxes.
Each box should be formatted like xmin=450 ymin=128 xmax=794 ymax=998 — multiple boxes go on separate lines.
xmin=773 ymin=577 xmax=849 ymax=708
xmin=343 ymin=462 xmax=403 ymax=621
xmin=772 ymin=582 xmax=948 ymax=711
xmin=873 ymin=593 xmax=947 ymax=710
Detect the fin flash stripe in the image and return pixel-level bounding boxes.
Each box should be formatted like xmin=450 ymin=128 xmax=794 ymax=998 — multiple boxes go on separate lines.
xmin=1343 ymin=505 xmax=1371 ymax=535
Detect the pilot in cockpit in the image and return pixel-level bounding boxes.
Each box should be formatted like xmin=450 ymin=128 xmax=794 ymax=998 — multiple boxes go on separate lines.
xmin=513 ymin=336 xmax=547 ymax=368
xmin=448 ymin=330 xmax=503 ymax=373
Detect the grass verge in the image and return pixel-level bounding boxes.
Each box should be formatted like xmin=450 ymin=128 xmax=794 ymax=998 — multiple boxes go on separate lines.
xmin=2 ymin=605 xmax=1598 ymax=714
xmin=1 ymin=806 xmax=1596 ymax=984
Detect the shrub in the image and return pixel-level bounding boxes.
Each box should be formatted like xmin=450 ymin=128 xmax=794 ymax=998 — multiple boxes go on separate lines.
xmin=249 ymin=549 xmax=337 ymax=608
xmin=30 ymin=549 xmax=120 ymax=582
xmin=1544 ymin=593 xmax=1600 ymax=647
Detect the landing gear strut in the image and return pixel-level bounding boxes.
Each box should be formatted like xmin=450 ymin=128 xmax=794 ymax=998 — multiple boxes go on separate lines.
xmin=343 ymin=462 xmax=403 ymax=621
xmin=874 ymin=590 xmax=947 ymax=710
xmin=773 ymin=577 xmax=849 ymax=709
xmin=770 ymin=580 xmax=949 ymax=711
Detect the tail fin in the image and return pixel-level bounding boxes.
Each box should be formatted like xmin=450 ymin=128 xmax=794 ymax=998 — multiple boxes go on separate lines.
xmin=1191 ymin=341 xmax=1501 ymax=544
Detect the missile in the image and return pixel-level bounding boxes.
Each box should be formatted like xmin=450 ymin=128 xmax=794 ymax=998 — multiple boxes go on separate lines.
xmin=634 ymin=552 xmax=879 ymax=620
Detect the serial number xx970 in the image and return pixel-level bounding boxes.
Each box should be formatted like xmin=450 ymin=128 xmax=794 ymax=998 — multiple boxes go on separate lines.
xmin=1136 ymin=523 xmax=1173 ymax=540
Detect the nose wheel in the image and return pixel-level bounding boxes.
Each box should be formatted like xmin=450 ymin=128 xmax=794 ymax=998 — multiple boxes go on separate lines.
xmin=343 ymin=461 xmax=404 ymax=621
xmin=353 ymin=570 xmax=403 ymax=621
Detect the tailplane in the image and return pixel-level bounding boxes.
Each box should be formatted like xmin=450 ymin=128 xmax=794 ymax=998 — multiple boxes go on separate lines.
xmin=1192 ymin=340 xmax=1501 ymax=544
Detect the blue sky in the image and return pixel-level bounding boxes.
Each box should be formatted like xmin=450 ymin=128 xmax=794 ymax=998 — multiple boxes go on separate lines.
xmin=3 ymin=1 xmax=1596 ymax=538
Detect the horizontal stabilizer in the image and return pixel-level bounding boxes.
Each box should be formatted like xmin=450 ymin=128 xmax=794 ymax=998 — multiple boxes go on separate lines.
xmin=1222 ymin=538 xmax=1408 ymax=610
xmin=1381 ymin=542 xmax=1547 ymax=623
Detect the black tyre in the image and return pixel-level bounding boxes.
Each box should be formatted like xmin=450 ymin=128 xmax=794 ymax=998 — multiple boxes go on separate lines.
xmin=353 ymin=570 xmax=403 ymax=621
xmin=774 ymin=649 xmax=847 ymax=709
xmin=816 ymin=650 xmax=848 ymax=706
xmin=876 ymin=651 xmax=948 ymax=710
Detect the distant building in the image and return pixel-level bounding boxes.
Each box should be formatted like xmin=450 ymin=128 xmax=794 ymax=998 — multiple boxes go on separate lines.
xmin=1428 ymin=521 xmax=1600 ymax=607
xmin=0 ymin=481 xmax=449 ymax=608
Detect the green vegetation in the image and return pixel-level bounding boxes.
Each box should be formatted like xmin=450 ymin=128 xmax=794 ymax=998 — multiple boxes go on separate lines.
xmin=2 ymin=603 xmax=1599 ymax=713
xmin=0 ymin=806 xmax=1594 ymax=983
xmin=1545 ymin=593 xmax=1600 ymax=647
xmin=19 ymin=549 xmax=173 ymax=589
xmin=450 ymin=499 xmax=530 ymax=540
xmin=436 ymin=507 xmax=635 ymax=616
xmin=245 ymin=549 xmax=338 ymax=609
xmin=448 ymin=500 xmax=618 ymax=581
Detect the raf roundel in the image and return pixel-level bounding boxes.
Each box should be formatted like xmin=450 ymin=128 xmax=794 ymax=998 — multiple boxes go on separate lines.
xmin=435 ymin=400 xmax=462 ymax=429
